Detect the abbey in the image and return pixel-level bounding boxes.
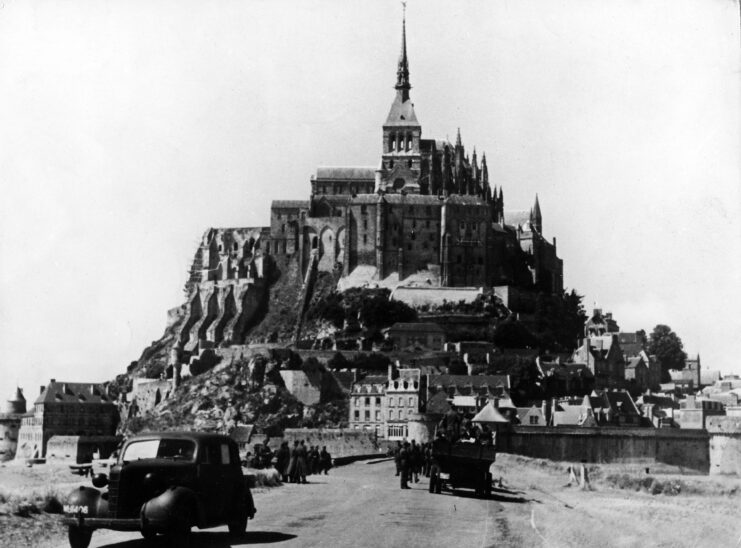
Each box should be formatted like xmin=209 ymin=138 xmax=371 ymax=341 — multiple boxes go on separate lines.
xmin=176 ymin=13 xmax=563 ymax=355
xmin=263 ymin=14 xmax=562 ymax=292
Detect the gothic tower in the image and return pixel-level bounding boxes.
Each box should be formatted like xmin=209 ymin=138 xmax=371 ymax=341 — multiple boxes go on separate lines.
xmin=379 ymin=5 xmax=422 ymax=194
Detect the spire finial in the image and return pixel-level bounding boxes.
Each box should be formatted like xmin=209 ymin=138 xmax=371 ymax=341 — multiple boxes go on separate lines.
xmin=456 ymin=127 xmax=462 ymax=147
xmin=395 ymin=1 xmax=411 ymax=100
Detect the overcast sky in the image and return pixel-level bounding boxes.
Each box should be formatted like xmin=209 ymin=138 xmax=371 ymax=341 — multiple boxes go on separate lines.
xmin=1 ymin=0 xmax=739 ymax=399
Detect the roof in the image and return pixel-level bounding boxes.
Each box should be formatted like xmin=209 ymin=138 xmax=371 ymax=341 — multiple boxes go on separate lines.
xmin=504 ymin=210 xmax=531 ymax=228
xmin=384 ymin=94 xmax=420 ymax=127
xmin=452 ymin=395 xmax=477 ymax=408
xmin=445 ymin=195 xmax=487 ymax=206
xmin=126 ymin=431 xmax=233 ymax=443
xmin=425 ymin=391 xmax=451 ymax=414
xmin=356 ymin=375 xmax=387 ymax=386
xmin=388 ymin=322 xmax=445 ymax=334
xmin=315 ymin=167 xmax=376 ymax=180
xmin=382 ymin=194 xmax=445 ymax=205
xmin=587 ymin=391 xmax=641 ymax=416
xmin=554 ymin=405 xmax=584 ymax=426
xmin=35 ymin=381 xmax=113 ymax=405
xmin=429 ymin=374 xmax=511 ymax=390
xmin=271 ymin=200 xmax=310 ymax=209
xmin=472 ymin=403 xmax=510 ymax=424
xmin=625 ymin=356 xmax=645 ymax=369
xmin=517 ymin=406 xmax=542 ymax=421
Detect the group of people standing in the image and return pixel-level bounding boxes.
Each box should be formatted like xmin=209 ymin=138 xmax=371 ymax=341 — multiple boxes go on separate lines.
xmin=390 ymin=440 xmax=434 ymax=489
xmin=274 ymin=440 xmax=332 ymax=483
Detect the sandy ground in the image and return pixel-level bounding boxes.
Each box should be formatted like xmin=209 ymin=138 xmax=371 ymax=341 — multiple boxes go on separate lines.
xmin=2 ymin=456 xmax=740 ymax=548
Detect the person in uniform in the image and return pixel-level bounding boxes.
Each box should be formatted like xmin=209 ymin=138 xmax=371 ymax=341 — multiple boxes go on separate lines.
xmin=399 ymin=442 xmax=411 ymax=489
xmin=275 ymin=441 xmax=290 ymax=483
xmin=320 ymin=446 xmax=332 ymax=474
xmin=393 ymin=441 xmax=402 ymax=476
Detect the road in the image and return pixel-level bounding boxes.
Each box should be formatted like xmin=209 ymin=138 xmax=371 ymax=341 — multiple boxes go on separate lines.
xmin=50 ymin=459 xmax=538 ymax=548
xmin=46 ymin=457 xmax=741 ymax=548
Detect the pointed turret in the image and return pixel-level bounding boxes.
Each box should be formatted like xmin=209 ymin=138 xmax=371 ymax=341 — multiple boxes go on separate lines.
xmin=395 ymin=3 xmax=411 ymax=101
xmin=455 ymin=127 xmax=462 ymax=148
xmin=532 ymin=194 xmax=542 ymax=233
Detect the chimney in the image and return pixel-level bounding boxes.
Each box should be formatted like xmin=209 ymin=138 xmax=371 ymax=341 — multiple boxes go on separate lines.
xmin=50 ymin=378 xmax=56 ymax=383
xmin=40 ymin=385 xmax=45 ymax=395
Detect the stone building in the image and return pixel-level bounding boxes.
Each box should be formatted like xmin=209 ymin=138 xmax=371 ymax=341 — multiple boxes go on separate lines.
xmin=571 ymin=310 xmax=626 ymax=390
xmin=386 ymin=368 xmax=425 ymax=440
xmin=15 ymin=380 xmax=119 ymax=460
xmin=384 ymin=322 xmax=446 ymax=351
xmin=349 ymin=375 xmax=387 ymax=436
xmin=0 ymin=387 xmax=26 ymax=461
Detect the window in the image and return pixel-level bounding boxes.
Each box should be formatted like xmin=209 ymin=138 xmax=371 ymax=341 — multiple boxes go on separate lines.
xmin=375 ymin=397 xmax=381 ymax=405
xmin=408 ymin=397 xmax=413 ymax=406
xmin=354 ymin=410 xmax=359 ymax=420
xmin=281 ymin=224 xmax=286 ymax=233
xmin=363 ymin=220 xmax=368 ymax=230
xmin=361 ymin=204 xmax=367 ymax=214
xmin=363 ymin=235 xmax=368 ymax=245
xmin=220 ymin=443 xmax=231 ymax=464
xmin=375 ymin=410 xmax=380 ymax=421
xmin=365 ymin=397 xmax=370 ymax=406
xmin=529 ymin=415 xmax=539 ymax=425
xmin=365 ymin=410 xmax=370 ymax=420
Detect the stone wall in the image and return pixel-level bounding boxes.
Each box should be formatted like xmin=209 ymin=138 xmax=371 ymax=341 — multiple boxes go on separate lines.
xmin=46 ymin=435 xmax=122 ymax=464
xmin=279 ymin=428 xmax=383 ymax=460
xmin=498 ymin=426 xmax=709 ymax=473
xmin=707 ymin=417 xmax=741 ymax=475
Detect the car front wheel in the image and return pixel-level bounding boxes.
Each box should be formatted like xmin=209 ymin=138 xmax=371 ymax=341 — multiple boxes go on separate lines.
xmin=68 ymin=525 xmax=93 ymax=548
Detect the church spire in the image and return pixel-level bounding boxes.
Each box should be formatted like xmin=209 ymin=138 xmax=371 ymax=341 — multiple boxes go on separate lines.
xmin=395 ymin=2 xmax=411 ymax=101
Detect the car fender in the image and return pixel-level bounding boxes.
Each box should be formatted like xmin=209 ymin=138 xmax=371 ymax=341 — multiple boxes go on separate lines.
xmin=64 ymin=486 xmax=108 ymax=518
xmin=141 ymin=485 xmax=204 ymax=529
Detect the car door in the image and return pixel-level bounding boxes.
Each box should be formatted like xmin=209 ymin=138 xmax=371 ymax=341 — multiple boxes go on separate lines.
xmin=198 ymin=442 xmax=227 ymax=524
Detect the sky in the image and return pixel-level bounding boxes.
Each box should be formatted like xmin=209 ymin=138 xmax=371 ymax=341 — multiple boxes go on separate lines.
xmin=1 ymin=0 xmax=739 ymax=400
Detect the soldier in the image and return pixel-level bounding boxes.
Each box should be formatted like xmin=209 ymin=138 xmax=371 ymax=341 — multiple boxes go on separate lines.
xmin=410 ymin=440 xmax=421 ymax=483
xmin=320 ymin=446 xmax=332 ymax=474
xmin=393 ymin=441 xmax=402 ymax=476
xmin=399 ymin=442 xmax=411 ymax=489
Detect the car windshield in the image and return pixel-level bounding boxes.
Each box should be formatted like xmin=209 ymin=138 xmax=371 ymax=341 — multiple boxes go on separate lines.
xmin=121 ymin=439 xmax=196 ymax=463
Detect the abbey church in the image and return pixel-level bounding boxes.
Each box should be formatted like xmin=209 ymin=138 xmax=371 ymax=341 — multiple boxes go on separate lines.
xmin=265 ymin=13 xmax=561 ymax=291
xmin=176 ymin=12 xmax=563 ymax=354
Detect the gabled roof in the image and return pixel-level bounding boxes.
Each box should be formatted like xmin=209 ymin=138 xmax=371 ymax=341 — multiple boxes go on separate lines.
xmin=271 ymin=200 xmax=310 ymax=209
xmin=35 ymin=381 xmax=112 ymax=405
xmin=315 ymin=167 xmax=376 ymax=180
xmin=472 ymin=403 xmax=510 ymax=424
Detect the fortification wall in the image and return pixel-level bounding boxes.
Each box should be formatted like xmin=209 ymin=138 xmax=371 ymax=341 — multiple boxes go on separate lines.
xmin=707 ymin=417 xmax=741 ymax=475
xmin=499 ymin=427 xmax=709 ymax=473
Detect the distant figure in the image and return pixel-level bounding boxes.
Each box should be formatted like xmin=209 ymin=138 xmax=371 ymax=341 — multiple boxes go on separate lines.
xmin=393 ymin=441 xmax=402 ymax=476
xmin=320 ymin=446 xmax=332 ymax=474
xmin=399 ymin=442 xmax=411 ymax=489
xmin=276 ymin=442 xmax=290 ymax=483
xmin=285 ymin=441 xmax=299 ymax=482
xmin=295 ymin=440 xmax=308 ymax=484
xmin=410 ymin=440 xmax=421 ymax=483
xmin=439 ymin=404 xmax=462 ymax=442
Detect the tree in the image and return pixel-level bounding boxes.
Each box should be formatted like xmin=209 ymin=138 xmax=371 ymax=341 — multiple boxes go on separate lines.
xmin=647 ymin=324 xmax=687 ymax=379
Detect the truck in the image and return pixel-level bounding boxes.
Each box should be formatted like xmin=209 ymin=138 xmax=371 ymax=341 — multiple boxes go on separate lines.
xmin=428 ymin=438 xmax=496 ymax=498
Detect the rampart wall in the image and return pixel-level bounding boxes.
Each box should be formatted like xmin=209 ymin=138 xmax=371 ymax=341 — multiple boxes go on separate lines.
xmin=272 ymin=428 xmax=383 ymax=461
xmin=499 ymin=426 xmax=710 ymax=473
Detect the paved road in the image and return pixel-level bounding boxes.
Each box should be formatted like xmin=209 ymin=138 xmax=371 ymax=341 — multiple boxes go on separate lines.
xmin=54 ymin=460 xmax=540 ymax=548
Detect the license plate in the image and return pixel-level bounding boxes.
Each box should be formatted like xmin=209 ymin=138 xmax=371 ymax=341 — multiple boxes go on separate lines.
xmin=439 ymin=473 xmax=450 ymax=480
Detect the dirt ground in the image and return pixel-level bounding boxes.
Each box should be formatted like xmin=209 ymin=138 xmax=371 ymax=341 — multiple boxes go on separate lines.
xmin=3 ymin=456 xmax=741 ymax=548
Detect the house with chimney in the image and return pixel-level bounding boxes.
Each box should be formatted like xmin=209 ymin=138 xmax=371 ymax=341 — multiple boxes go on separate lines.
xmin=15 ymin=379 xmax=119 ymax=460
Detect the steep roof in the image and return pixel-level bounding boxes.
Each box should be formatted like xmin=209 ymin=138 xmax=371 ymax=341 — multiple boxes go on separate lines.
xmin=428 ymin=374 xmax=510 ymax=390
xmin=472 ymin=403 xmax=510 ymax=424
xmin=35 ymin=381 xmax=112 ymax=405
xmin=384 ymin=93 xmax=420 ymax=127
xmin=315 ymin=167 xmax=376 ymax=180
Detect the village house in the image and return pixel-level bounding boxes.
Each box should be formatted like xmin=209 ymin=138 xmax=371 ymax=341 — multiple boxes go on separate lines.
xmin=677 ymin=394 xmax=726 ymax=429
xmin=385 ymin=322 xmax=446 ymax=351
xmin=15 ymin=379 xmax=119 ymax=460
xmin=349 ymin=374 xmax=387 ymax=436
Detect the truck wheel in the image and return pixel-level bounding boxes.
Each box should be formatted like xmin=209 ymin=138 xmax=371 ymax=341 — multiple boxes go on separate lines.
xmin=68 ymin=525 xmax=92 ymax=548
xmin=228 ymin=507 xmax=248 ymax=537
xmin=168 ymin=505 xmax=192 ymax=548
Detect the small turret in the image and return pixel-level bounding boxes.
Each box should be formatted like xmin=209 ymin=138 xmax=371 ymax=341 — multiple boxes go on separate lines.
xmin=531 ymin=194 xmax=542 ymax=233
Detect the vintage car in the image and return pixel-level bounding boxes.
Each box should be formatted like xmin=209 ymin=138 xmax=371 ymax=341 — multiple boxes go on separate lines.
xmin=61 ymin=432 xmax=256 ymax=548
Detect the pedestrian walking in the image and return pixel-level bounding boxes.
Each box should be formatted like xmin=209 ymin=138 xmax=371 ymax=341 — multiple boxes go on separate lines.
xmin=399 ymin=442 xmax=411 ymax=489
